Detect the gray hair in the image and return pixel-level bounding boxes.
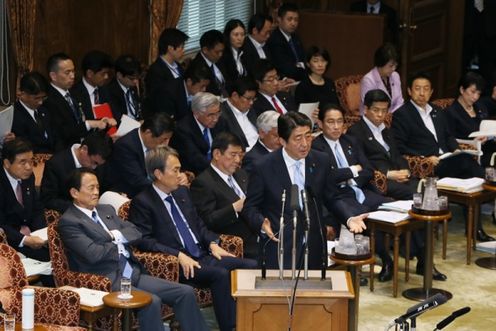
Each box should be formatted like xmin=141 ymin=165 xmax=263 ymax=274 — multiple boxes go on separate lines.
xmin=145 ymin=146 xmax=179 ymax=181
xmin=256 ymin=110 xmax=280 ymax=133
xmin=191 ymin=92 xmax=220 ymax=113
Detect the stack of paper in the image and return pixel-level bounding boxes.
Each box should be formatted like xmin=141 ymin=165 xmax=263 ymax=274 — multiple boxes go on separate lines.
xmin=367 ymin=211 xmax=410 ymax=223
xmin=30 ymin=227 xmax=48 ymax=242
xmin=378 ymin=200 xmax=413 ymax=213
xmin=437 ymin=177 xmax=485 ymax=193
xmin=439 ymin=149 xmax=481 ymax=160
xmin=60 ymin=286 xmax=109 ymax=307
xmin=21 ymin=257 xmax=52 ymax=276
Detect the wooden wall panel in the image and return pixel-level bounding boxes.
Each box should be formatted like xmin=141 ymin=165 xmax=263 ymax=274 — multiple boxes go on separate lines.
xmin=33 ymin=0 xmax=149 ymax=77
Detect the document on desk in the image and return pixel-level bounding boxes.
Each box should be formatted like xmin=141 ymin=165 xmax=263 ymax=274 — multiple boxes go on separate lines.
xmin=378 ymin=200 xmax=413 ymax=213
xmin=367 ymin=210 xmax=410 ymax=223
xmin=21 ymin=257 xmax=52 ymax=276
xmin=60 ymin=286 xmax=109 ymax=307
xmin=437 ymin=177 xmax=485 ymax=193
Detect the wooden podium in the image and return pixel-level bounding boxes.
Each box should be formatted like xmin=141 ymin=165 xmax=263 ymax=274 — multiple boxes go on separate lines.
xmin=231 ymin=269 xmax=353 ymax=331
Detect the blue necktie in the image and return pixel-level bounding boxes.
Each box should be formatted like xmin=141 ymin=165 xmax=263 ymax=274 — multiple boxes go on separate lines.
xmin=164 ymin=196 xmax=201 ymax=258
xmin=228 ymin=176 xmax=243 ymax=198
xmin=203 ymin=128 xmax=212 ymax=160
xmin=91 ymin=211 xmax=133 ymax=278
xmin=125 ymin=89 xmax=138 ymax=119
xmin=334 ymin=143 xmax=366 ymax=203
xmin=294 ymin=161 xmax=304 ymax=208
xmin=288 ymin=38 xmax=300 ymax=62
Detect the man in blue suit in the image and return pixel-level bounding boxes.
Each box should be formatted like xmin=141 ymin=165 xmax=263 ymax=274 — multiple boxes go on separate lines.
xmin=128 ymin=146 xmax=257 ymax=331
xmin=243 ymin=112 xmax=369 ymax=270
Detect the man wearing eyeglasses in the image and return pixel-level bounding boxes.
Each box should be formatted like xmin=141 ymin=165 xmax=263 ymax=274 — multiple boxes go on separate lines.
xmin=220 ymin=77 xmax=259 ymax=151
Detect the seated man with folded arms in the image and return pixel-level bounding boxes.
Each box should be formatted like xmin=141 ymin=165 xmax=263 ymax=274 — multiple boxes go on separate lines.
xmin=191 ymin=132 xmax=258 ymax=259
xmin=242 ymin=110 xmax=281 ymax=173
xmin=59 ymin=168 xmax=208 ymax=331
xmin=348 ymin=90 xmax=446 ymax=280
xmin=129 ymin=146 xmax=257 ymax=331
xmin=41 ymin=131 xmax=113 ymax=213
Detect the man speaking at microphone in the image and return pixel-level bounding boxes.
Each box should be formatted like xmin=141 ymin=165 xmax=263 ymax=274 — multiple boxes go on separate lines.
xmin=243 ymin=112 xmax=369 ymax=269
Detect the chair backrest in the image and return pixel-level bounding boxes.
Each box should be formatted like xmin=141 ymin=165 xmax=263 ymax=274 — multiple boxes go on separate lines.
xmin=0 ymin=228 xmax=7 ymax=244
xmin=46 ymin=210 xmax=70 ymax=286
xmin=118 ymin=200 xmax=131 ymax=221
xmin=431 ymin=98 xmax=454 ymax=110
xmin=0 ymin=244 xmax=27 ymax=318
xmin=32 ymin=153 xmax=52 ymax=189
xmin=335 ymin=74 xmax=363 ymax=117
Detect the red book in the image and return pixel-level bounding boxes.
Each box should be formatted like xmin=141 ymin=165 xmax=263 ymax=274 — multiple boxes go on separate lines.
xmin=93 ymin=103 xmax=117 ymax=136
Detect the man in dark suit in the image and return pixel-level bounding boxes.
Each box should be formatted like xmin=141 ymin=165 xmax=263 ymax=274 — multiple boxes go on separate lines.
xmin=104 ymin=54 xmax=143 ymax=122
xmin=392 ymin=73 xmax=491 ymax=241
xmin=11 ymin=72 xmax=61 ymax=153
xmin=170 ymin=92 xmax=227 ymax=175
xmin=40 ymin=132 xmax=113 ymax=213
xmin=188 ymin=30 xmax=228 ymax=97
xmin=191 ymin=133 xmax=258 ymax=258
xmin=392 ymin=73 xmax=484 ymax=179
xmin=221 ymin=77 xmax=259 ymax=150
xmin=312 ymin=105 xmax=395 ymax=282
xmin=70 ymin=50 xmax=115 ymax=124
xmin=348 ymin=90 xmax=447 ymax=280
xmin=128 ymin=146 xmax=257 ymax=331
xmin=266 ymin=3 xmax=306 ymax=80
xmin=350 ymin=0 xmax=399 ymax=45
xmin=0 ymin=139 xmax=48 ymax=261
xmin=44 ymin=53 xmax=110 ymax=149
xmin=243 ymin=112 xmax=369 ymax=270
xmin=348 ymin=89 xmax=418 ymax=200
xmin=251 ymin=59 xmax=297 ymax=117
xmin=243 ymin=14 xmax=273 ymax=75
xmin=145 ymin=28 xmax=189 ymax=118
xmin=242 ymin=110 xmax=281 ymax=173
xmin=108 ymin=113 xmax=177 ymax=198
xmin=59 ymin=168 xmax=208 ymax=331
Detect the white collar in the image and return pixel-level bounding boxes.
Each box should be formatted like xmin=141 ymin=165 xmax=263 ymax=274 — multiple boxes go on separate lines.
xmin=410 ymin=100 xmax=433 ymax=115
xmin=210 ymin=163 xmax=231 ymax=183
xmin=50 ymin=82 xmax=69 ymax=97
xmin=363 ymin=116 xmax=386 ymax=133
xmin=70 ymin=144 xmax=83 ymax=168
xmin=248 ymin=35 xmax=265 ymax=48
xmin=279 ymin=28 xmax=292 ymax=42
xmin=227 ymin=99 xmax=248 ymax=116
xmin=201 ymin=52 xmax=214 ymax=67
xmin=82 ymin=77 xmax=97 ymax=95
xmin=282 ymin=147 xmax=305 ymax=168
xmin=73 ymin=204 xmax=97 ymax=220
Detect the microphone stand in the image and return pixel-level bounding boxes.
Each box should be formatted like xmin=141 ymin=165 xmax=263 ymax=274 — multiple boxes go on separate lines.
xmin=278 ymin=189 xmax=286 ymax=280
xmin=302 ymin=190 xmax=310 ymax=280
xmin=291 ymin=206 xmax=297 ymax=280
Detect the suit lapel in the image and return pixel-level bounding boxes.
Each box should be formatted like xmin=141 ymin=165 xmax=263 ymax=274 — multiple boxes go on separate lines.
xmin=273 ymin=149 xmax=292 ymax=191
xmin=208 ymin=167 xmax=240 ymax=201
xmin=360 ymin=120 xmax=390 ymax=156
xmin=148 ymin=187 xmax=184 ymax=246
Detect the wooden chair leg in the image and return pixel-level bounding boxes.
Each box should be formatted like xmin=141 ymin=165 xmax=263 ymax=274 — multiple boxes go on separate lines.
xmin=442 ymin=219 xmax=448 ymax=259
xmin=405 ymin=231 xmax=411 ymax=282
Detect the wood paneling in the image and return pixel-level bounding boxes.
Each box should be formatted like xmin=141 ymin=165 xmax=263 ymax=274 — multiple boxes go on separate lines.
xmin=32 ymin=0 xmax=149 ymax=77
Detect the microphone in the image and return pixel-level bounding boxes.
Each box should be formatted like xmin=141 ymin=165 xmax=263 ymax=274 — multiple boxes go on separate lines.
xmin=307 ymin=187 xmax=327 ymax=280
xmin=395 ymin=293 xmax=448 ymax=323
xmin=289 ymin=184 xmax=299 ymax=211
xmin=434 ymin=307 xmax=470 ymax=330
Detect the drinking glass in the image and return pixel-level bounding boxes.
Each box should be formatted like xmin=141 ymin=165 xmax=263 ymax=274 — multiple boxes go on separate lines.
xmin=119 ymin=277 xmax=132 ymax=299
xmin=4 ymin=314 xmax=15 ymax=331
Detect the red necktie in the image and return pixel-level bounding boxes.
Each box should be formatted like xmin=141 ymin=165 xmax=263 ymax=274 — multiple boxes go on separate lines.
xmin=271 ymin=96 xmax=284 ymax=114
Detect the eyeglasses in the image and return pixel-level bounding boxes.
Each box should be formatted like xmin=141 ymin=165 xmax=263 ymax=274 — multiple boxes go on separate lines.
xmin=240 ymin=95 xmax=257 ymax=102
xmin=263 ymin=75 xmax=280 ymax=83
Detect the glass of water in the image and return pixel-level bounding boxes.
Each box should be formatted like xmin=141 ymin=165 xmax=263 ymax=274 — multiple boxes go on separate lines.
xmin=4 ymin=314 xmax=15 ymax=331
xmin=119 ymin=277 xmax=132 ymax=299
xmin=413 ymin=193 xmax=423 ymax=208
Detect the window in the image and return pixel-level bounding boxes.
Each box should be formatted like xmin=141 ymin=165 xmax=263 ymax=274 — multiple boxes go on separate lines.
xmin=177 ymin=0 xmax=253 ymax=54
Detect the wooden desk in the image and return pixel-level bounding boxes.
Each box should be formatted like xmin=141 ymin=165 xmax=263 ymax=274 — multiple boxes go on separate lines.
xmin=475 ymin=184 xmax=496 ymax=269
xmin=403 ymin=211 xmax=452 ymax=301
xmin=0 ymin=324 xmax=47 ymax=330
xmin=367 ymin=218 xmax=425 ymax=297
xmin=103 ymin=290 xmax=152 ymax=331
xmin=79 ymin=303 xmax=113 ymax=331
xmin=439 ymin=189 xmax=496 ymax=264
xmin=231 ymin=269 xmax=353 ymax=331
xmin=330 ymin=254 xmax=374 ymax=331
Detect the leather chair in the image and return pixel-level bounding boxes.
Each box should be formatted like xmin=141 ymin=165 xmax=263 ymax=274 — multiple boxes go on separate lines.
xmin=118 ymin=200 xmax=244 ymax=308
xmin=0 ymin=243 xmax=85 ymax=330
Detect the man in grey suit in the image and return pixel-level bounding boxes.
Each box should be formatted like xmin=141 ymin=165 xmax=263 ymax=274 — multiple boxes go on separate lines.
xmin=58 ymin=168 xmax=208 ymax=331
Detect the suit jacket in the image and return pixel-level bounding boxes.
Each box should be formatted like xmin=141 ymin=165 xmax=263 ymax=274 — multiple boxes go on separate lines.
xmin=242 ymin=140 xmax=270 ymax=173
xmin=446 ymin=99 xmax=488 ymax=139
xmin=242 ymin=37 xmax=271 ymax=76
xmin=58 ymin=204 xmax=143 ymax=290
xmin=11 ymin=101 xmax=61 ymax=153
xmin=170 ymin=114 xmax=227 ymax=175
xmin=70 ymin=80 xmax=110 ymax=119
xmin=350 ymin=0 xmax=398 ymax=44
xmin=360 ymin=67 xmax=404 ymax=114
xmin=190 ymin=167 xmax=257 ymax=257
xmin=129 ymin=185 xmax=218 ymax=258
xmin=266 ymin=28 xmax=306 ymax=81
xmin=44 ymin=85 xmax=92 ymax=148
xmin=220 ymin=101 xmax=257 ymax=148
xmin=392 ymin=101 xmax=459 ymax=156
xmin=189 ymin=53 xmax=228 ymax=96
xmin=347 ymin=119 xmax=409 ymax=174
xmin=251 ymin=92 xmax=297 ymax=118
xmin=40 ymin=147 xmax=106 ymax=213
xmin=107 ymin=128 xmax=149 ymax=197
xmin=104 ymin=78 xmax=142 ymax=122
xmin=218 ymin=47 xmax=248 ymax=85
xmin=0 ymin=169 xmax=45 ymax=247
xmin=242 ymin=149 xmax=350 ymax=269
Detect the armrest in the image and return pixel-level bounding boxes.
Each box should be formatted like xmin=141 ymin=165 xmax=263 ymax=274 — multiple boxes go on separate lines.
xmin=29 ymin=286 xmax=81 ymax=327
xmin=219 ymin=234 xmax=243 ymax=258
xmin=403 ymin=155 xmax=436 ymax=179
xmin=371 ymin=170 xmax=387 ymax=194
xmin=132 ymin=249 xmax=179 ymax=282
xmin=56 ymin=271 xmax=112 ymax=291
